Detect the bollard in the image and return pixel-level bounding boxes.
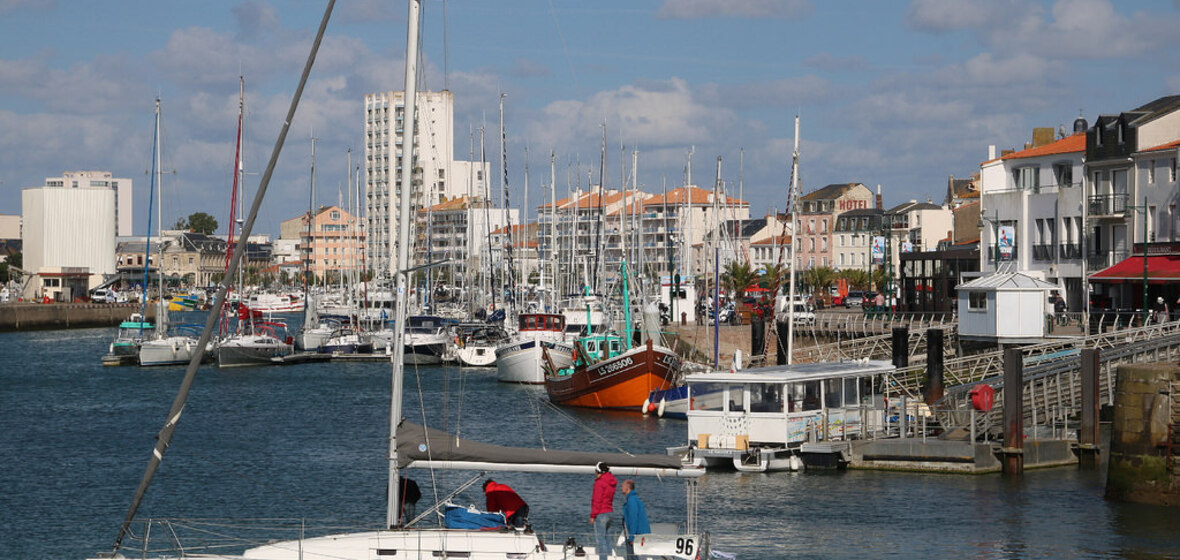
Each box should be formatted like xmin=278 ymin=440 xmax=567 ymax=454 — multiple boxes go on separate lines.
xmin=1079 ymin=348 xmax=1101 ymax=470
xmin=899 ymin=395 xmax=908 ymax=439
xmin=681 ymin=311 xmax=686 ymax=326
xmin=1002 ymin=347 xmax=1024 ymax=475
xmin=924 ymin=328 xmax=944 ymax=405
xmin=751 ymin=317 xmax=765 ymax=360
xmin=891 ymin=327 xmax=909 ymax=368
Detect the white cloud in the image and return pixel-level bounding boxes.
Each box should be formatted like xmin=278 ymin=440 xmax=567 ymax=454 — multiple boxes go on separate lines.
xmin=657 ymin=0 xmax=813 ymax=20
xmin=906 ymin=0 xmax=1019 ymax=32
xmin=233 ymin=1 xmax=281 ymax=39
xmin=0 ymin=0 xmax=52 ymax=15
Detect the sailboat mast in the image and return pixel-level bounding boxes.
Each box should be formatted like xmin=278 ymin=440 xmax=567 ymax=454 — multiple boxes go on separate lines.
xmin=787 ymin=115 xmax=800 ymax=364
xmin=154 ymin=98 xmax=167 ymax=337
xmin=548 ymin=151 xmax=556 ymax=308
xmin=110 ymin=1 xmax=335 ymax=551
xmin=388 ymin=0 xmax=421 ymax=530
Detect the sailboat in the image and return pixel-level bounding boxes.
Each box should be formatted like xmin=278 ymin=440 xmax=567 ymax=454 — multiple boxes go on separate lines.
xmin=96 ymin=3 xmax=708 ymax=559
xmin=138 ymin=98 xmax=208 ymax=367
xmin=215 ymin=76 xmax=293 ymax=367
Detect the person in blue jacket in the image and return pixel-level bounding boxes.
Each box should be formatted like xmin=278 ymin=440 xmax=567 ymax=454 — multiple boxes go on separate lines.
xmin=621 ymin=479 xmax=650 ymax=559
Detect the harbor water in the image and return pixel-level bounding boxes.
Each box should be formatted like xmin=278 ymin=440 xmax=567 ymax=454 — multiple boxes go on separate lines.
xmin=2 ymin=321 xmax=1180 ymax=559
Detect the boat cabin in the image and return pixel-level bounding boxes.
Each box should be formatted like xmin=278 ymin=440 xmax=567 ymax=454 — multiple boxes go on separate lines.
xmin=518 ymin=313 xmax=564 ymax=332
xmin=686 ymin=360 xmax=895 ymax=451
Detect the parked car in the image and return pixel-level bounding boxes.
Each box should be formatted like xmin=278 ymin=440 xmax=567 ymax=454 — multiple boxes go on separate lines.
xmin=791 ymin=302 xmax=816 ymax=325
xmin=90 ymin=288 xmax=118 ymax=303
xmin=844 ymin=291 xmax=866 ymax=308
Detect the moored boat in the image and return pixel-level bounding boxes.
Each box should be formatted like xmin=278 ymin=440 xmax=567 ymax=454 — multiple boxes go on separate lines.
xmin=545 ymin=337 xmax=680 ymax=409
xmin=495 ymin=313 xmax=572 ymax=383
xmin=217 ymin=321 xmax=294 ymax=367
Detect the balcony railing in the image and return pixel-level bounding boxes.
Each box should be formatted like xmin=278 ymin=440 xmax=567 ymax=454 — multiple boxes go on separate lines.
xmin=986 ymin=247 xmax=1019 ymax=263
xmin=1032 ymin=243 xmax=1055 ymax=261
xmin=1088 ymin=193 xmax=1128 ymax=216
xmin=1059 ymin=243 xmax=1081 ymax=260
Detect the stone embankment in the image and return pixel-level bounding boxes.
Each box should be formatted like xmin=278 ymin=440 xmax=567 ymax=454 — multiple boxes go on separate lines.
xmin=0 ymin=302 xmax=153 ymax=331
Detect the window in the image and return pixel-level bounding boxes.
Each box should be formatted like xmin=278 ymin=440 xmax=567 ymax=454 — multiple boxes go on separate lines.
xmin=822 ymin=219 xmax=829 ymax=233
xmin=1014 ymin=166 xmax=1039 ymax=190
xmin=968 ymin=291 xmax=987 ymax=310
xmin=1148 ymin=160 xmax=1156 ymax=184
xmin=1053 ymin=162 xmax=1073 ymax=187
xmin=1171 ymin=158 xmax=1177 ymax=183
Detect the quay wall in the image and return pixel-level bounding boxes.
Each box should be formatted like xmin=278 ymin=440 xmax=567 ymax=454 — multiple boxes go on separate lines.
xmin=1106 ymin=363 xmax=1180 ymax=506
xmin=0 ymin=303 xmax=153 ymax=331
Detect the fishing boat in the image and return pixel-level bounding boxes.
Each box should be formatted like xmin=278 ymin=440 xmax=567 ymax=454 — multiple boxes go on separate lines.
xmin=103 ymin=313 xmax=153 ymax=366
xmin=93 ymin=5 xmax=710 ymax=558
xmin=167 ymin=292 xmax=200 ymax=312
xmin=495 ymin=312 xmax=574 ymax=383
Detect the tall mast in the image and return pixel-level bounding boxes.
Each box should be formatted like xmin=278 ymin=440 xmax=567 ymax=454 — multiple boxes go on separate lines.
xmin=548 ymin=151 xmax=556 ymax=307
xmin=787 ymin=115 xmax=800 ymax=364
xmin=154 ymin=98 xmax=166 ymax=336
xmin=388 ymin=0 xmax=421 ymax=529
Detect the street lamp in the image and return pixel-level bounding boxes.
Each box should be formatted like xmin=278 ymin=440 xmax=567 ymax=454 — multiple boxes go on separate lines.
xmin=1126 ymin=196 xmax=1150 ymax=324
xmin=978 ymin=209 xmax=1000 ymax=268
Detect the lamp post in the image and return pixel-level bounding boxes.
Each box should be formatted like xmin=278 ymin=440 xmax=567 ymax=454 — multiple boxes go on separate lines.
xmin=979 ymin=210 xmax=1001 ymax=270
xmin=1126 ymin=196 xmax=1150 ymax=324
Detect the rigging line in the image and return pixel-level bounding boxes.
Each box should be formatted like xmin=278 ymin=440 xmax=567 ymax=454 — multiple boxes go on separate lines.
xmin=546 ymin=0 xmax=580 ymax=95
xmin=410 ymin=357 xmax=443 ymax=528
xmin=532 ymin=394 xmax=636 ymax=456
xmin=442 ymin=0 xmax=449 ymax=91
xmin=111 ymin=1 xmax=336 ymax=553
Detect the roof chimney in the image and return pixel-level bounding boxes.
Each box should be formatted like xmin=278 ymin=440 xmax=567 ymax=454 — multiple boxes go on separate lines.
xmin=988 ymin=145 xmax=996 ymax=160
xmin=875 ymin=184 xmax=882 ymax=210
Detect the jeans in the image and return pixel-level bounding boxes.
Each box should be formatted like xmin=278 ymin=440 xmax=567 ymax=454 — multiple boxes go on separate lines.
xmin=593 ymin=513 xmax=613 ymax=560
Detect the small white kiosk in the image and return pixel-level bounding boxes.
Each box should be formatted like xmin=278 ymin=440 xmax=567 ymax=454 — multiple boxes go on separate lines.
xmin=956 ymin=272 xmax=1058 ymax=343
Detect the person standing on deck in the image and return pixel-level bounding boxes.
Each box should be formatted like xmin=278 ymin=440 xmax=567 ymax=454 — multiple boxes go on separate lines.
xmin=589 ymin=462 xmax=617 ymax=560
xmin=483 ymin=479 xmax=529 ymax=528
xmin=621 ymin=479 xmax=650 ymax=560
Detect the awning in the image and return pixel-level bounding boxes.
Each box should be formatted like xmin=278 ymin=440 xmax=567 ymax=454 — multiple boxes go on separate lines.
xmin=1090 ymin=254 xmax=1180 ymax=284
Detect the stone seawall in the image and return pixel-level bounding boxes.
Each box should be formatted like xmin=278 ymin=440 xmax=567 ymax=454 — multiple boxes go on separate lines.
xmin=0 ymin=303 xmax=155 ymax=331
xmin=1106 ymin=362 xmax=1180 ymax=506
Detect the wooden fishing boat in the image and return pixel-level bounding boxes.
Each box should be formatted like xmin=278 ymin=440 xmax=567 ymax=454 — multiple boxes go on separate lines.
xmin=544 ymin=336 xmax=680 ymax=409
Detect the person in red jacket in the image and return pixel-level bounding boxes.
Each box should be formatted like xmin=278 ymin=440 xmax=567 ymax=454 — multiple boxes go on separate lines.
xmin=483 ymin=479 xmax=529 ymax=528
xmin=589 ymin=462 xmax=617 ymax=560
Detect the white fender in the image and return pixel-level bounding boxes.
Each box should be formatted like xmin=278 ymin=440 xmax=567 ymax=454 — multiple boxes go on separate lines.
xmin=657 ymin=398 xmax=667 ymax=418
xmin=641 ymin=398 xmax=651 ymax=415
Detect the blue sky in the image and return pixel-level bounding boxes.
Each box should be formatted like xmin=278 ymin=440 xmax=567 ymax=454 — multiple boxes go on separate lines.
xmin=2 ymin=0 xmax=1179 ymax=237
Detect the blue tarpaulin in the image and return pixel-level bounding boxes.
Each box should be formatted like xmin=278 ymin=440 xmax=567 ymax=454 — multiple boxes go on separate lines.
xmin=443 ymin=505 xmax=505 ymax=530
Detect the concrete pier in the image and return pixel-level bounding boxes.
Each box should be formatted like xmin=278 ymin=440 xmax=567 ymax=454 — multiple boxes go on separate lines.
xmin=0 ymin=302 xmax=153 ymax=331
xmin=1105 ymin=362 xmax=1180 ymax=506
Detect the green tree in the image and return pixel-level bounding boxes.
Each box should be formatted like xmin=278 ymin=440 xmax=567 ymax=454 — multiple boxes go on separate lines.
xmin=839 ymin=268 xmax=872 ymax=291
xmin=721 ymin=260 xmax=759 ymax=299
xmin=802 ymin=266 xmax=837 ymax=304
xmin=0 ymin=251 xmax=22 ymax=283
xmin=177 ymin=212 xmax=219 ymax=235
xmin=759 ymin=262 xmax=788 ymax=295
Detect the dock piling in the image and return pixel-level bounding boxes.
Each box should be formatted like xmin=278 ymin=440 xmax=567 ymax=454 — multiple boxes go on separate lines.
xmin=924 ymin=328 xmax=944 ymax=405
xmin=1079 ymin=347 xmax=1101 ymax=469
xmin=1002 ymin=347 xmax=1024 ymax=475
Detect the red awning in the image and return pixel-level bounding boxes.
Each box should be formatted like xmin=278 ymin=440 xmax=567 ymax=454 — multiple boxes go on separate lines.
xmin=1090 ymin=254 xmax=1180 ymax=284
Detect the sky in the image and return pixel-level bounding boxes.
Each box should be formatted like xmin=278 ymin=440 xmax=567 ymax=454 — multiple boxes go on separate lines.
xmin=2 ymin=0 xmax=1180 ymax=238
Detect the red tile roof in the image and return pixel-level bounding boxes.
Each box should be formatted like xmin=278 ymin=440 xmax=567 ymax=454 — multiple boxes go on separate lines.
xmin=1141 ymin=139 xmax=1180 ymax=152
xmin=988 ymin=133 xmax=1085 ymax=163
xmin=643 ymin=186 xmax=746 ymax=207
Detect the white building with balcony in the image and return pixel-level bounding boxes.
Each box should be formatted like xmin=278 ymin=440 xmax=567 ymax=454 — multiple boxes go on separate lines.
xmin=363 ymin=90 xmax=489 ymax=275
xmin=979 ymin=128 xmax=1087 ymax=311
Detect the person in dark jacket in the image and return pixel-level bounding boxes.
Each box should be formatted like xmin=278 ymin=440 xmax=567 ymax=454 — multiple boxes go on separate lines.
xmin=483 ymin=479 xmax=529 ymax=528
xmin=621 ymin=479 xmax=650 ymax=560
xmin=398 ymin=477 xmax=421 ymax=526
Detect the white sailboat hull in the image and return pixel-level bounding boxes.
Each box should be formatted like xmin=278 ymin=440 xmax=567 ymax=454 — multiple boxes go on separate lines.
xmin=456 ymin=344 xmax=497 ymax=366
xmin=139 ymin=336 xmax=207 ymax=366
xmin=218 ymin=335 xmax=293 ymax=367
xmin=89 ymin=528 xmax=701 ymax=560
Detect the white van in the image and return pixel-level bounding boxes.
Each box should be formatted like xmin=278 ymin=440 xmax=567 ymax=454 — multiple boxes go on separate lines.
xmin=90 ymin=289 xmax=117 ymax=303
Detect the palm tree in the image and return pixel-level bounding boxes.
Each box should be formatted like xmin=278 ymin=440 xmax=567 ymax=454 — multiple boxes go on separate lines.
xmin=839 ymin=268 xmax=871 ymax=291
xmin=759 ymin=262 xmax=789 ymax=296
xmin=721 ymin=260 xmax=759 ymax=300
xmin=802 ymin=266 xmax=837 ymax=305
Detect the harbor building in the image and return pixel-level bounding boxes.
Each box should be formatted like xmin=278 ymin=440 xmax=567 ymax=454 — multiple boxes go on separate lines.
xmin=883 ymin=199 xmax=953 ymax=273
xmin=979 ymin=126 xmax=1087 ymax=311
xmin=414 ymin=196 xmax=516 ymax=290
xmin=1084 ymin=95 xmax=1180 ymax=311
xmin=795 ymin=183 xmax=874 ymax=271
xmin=21 ymin=174 xmax=119 ymax=300
xmin=833 ymin=207 xmax=884 ymax=274
xmin=280 ymin=206 xmax=365 ymax=280
xmin=363 ymin=90 xmax=490 ymax=276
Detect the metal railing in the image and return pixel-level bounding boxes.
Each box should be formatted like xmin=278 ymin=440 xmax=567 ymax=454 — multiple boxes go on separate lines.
xmin=1088 ymin=192 xmax=1129 ymax=216
xmin=1032 ymin=243 xmax=1055 ymax=261
xmin=1059 ymin=243 xmax=1081 ymax=260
